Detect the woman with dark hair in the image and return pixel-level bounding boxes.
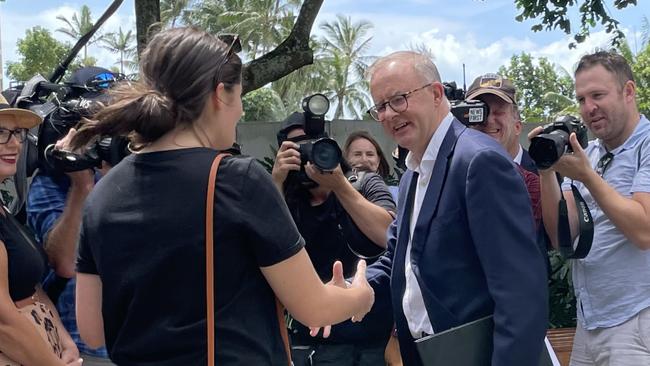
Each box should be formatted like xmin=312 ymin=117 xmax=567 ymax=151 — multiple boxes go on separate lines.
xmin=0 ymin=95 xmax=81 ymax=365
xmin=71 ymin=27 xmax=373 ymax=365
xmin=343 ymin=130 xmax=390 ymax=179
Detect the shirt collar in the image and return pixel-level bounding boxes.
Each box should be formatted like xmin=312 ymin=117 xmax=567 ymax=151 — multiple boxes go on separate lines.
xmin=405 ymin=112 xmax=454 ymax=176
xmin=596 ymin=114 xmax=650 ymax=155
xmin=513 ymin=144 xmax=523 ymax=164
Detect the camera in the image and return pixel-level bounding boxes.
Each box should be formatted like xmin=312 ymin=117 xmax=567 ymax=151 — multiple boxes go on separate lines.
xmin=10 ymin=68 xmax=131 ymax=175
xmin=528 ymin=115 xmax=589 ymax=169
xmin=282 ymin=94 xmax=343 ymax=187
xmin=44 ymin=136 xmax=130 ymax=173
xmin=444 ymin=81 xmax=489 ymax=126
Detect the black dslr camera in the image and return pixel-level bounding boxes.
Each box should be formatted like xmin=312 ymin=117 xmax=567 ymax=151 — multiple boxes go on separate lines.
xmin=444 ymin=81 xmax=489 ymax=126
xmin=296 ymin=94 xmax=341 ymax=172
xmin=529 ymin=115 xmax=589 ymax=169
xmin=280 ymin=94 xmax=343 ymax=187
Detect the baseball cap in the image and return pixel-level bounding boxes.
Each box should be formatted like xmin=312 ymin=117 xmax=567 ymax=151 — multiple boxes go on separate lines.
xmin=0 ymin=93 xmax=43 ymax=129
xmin=466 ymin=73 xmax=516 ymax=104
xmin=276 ymin=112 xmax=306 ymax=146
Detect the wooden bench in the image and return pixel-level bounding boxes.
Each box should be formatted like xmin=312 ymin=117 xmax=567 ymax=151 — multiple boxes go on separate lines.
xmin=547 ymin=327 xmax=576 ymax=366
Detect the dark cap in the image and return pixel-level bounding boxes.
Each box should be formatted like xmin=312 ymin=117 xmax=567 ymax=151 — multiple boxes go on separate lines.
xmin=276 ymin=112 xmax=306 ymax=146
xmin=466 ymin=73 xmax=516 ymax=104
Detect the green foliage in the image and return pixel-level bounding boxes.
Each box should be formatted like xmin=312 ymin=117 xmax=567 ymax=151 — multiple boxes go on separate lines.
xmin=514 ymin=0 xmax=638 ymax=48
xmin=634 ymin=44 xmax=650 ymax=115
xmin=258 ymin=145 xmax=278 ymax=174
xmin=241 ymin=87 xmax=287 ymax=122
xmin=498 ymin=53 xmax=575 ymax=123
xmin=189 ymin=0 xmax=301 ymax=60
xmin=548 ymin=251 xmax=577 ymax=328
xmin=6 ymin=27 xmax=70 ymax=82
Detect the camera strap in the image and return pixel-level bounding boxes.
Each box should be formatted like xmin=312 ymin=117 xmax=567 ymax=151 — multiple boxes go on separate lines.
xmin=557 ymin=177 xmax=593 ymax=259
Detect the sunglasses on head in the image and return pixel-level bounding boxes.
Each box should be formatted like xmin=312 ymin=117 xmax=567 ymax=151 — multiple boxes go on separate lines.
xmin=217 ymin=33 xmax=242 ymax=55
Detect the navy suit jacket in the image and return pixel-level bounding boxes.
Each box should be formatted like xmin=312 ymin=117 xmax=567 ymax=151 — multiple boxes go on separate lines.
xmin=367 ymin=120 xmax=548 ymax=366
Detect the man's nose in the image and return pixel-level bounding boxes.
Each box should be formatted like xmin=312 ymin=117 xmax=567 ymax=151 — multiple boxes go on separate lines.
xmin=583 ymin=98 xmax=598 ymax=115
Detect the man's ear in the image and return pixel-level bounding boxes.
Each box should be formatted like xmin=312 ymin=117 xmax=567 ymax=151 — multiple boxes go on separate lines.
xmin=431 ymin=82 xmax=445 ymax=105
xmin=514 ymin=119 xmax=523 ymax=136
xmin=623 ymin=80 xmax=636 ymax=104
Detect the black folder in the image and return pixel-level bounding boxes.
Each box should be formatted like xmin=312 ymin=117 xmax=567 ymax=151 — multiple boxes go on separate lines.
xmin=414 ymin=315 xmax=555 ymax=366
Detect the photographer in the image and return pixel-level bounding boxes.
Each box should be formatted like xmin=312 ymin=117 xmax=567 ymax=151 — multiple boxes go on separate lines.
xmin=533 ymin=51 xmax=650 ymax=365
xmin=272 ymin=112 xmax=396 ymax=365
xmin=26 ymin=67 xmax=118 ymax=366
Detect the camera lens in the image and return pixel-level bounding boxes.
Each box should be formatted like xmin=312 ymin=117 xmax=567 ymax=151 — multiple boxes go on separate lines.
xmin=529 ymin=131 xmax=569 ymax=169
xmin=311 ymin=139 xmax=341 ymax=171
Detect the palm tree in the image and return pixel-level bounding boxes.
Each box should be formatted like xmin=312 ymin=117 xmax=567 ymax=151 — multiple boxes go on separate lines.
xmin=161 ymin=0 xmax=194 ymax=28
xmin=201 ymin=0 xmax=301 ymax=59
xmin=319 ymin=15 xmax=374 ymax=119
xmin=102 ymin=27 xmax=137 ymax=74
xmin=56 ymin=5 xmax=103 ymax=60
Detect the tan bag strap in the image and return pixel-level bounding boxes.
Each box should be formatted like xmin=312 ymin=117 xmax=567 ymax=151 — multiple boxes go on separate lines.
xmin=205 ymin=153 xmax=292 ymax=366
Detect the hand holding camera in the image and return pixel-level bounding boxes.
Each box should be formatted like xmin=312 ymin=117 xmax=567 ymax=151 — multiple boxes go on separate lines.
xmin=271 ymin=140 xmax=301 ymax=186
xmin=528 ymin=116 xmax=593 ymax=181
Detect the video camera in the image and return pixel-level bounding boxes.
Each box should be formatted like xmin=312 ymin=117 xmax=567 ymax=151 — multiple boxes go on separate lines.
xmin=444 ymin=81 xmax=489 ymax=126
xmin=7 ymin=67 xmax=130 ymax=175
xmin=279 ymin=94 xmax=343 ymax=187
xmin=528 ymin=115 xmax=589 ymax=169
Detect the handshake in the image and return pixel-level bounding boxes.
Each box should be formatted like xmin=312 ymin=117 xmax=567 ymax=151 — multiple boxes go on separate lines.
xmin=309 ymin=260 xmax=375 ymax=338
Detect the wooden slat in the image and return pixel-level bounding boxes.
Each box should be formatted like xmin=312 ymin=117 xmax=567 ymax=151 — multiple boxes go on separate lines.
xmin=547 ymin=328 xmax=576 ymax=366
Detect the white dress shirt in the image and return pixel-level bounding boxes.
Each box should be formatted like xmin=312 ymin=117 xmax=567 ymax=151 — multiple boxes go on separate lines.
xmin=402 ymin=112 xmax=454 ymax=339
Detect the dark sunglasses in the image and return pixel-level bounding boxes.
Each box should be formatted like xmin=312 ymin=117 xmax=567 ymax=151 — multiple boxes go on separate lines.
xmin=595 ymin=152 xmax=614 ymax=177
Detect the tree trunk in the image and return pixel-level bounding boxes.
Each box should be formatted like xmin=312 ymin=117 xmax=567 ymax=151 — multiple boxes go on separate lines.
xmin=134 ymin=0 xmax=161 ymax=56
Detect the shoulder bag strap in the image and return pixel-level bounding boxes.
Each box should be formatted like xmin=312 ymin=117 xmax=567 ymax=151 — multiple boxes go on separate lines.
xmin=206 ymin=152 xmax=229 ymax=366
xmin=205 ymin=153 xmax=292 ymax=366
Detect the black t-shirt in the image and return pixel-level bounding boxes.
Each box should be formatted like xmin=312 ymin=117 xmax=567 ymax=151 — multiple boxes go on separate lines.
xmin=0 ymin=207 xmax=46 ymax=301
xmin=77 ymin=148 xmax=304 ymax=366
xmin=285 ymin=172 xmax=396 ymax=345
xmin=286 ymin=172 xmax=395 ymax=280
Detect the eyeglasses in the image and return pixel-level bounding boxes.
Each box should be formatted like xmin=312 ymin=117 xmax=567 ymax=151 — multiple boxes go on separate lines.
xmin=367 ymin=83 xmax=433 ymax=122
xmin=595 ymin=152 xmax=614 ymax=177
xmin=0 ymin=127 xmax=28 ymax=144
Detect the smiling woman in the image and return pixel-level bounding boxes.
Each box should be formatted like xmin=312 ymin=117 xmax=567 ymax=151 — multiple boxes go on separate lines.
xmin=0 ymin=94 xmax=82 ymax=366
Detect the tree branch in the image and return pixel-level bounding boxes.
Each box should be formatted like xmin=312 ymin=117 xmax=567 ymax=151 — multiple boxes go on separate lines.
xmin=241 ymin=0 xmax=324 ymax=95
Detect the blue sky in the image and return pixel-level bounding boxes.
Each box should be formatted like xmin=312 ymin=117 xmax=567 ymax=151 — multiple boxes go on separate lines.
xmin=1 ymin=0 xmax=649 ymax=90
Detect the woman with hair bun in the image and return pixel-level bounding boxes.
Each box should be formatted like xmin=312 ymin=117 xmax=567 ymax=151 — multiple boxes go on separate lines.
xmin=72 ymin=27 xmax=373 ymax=365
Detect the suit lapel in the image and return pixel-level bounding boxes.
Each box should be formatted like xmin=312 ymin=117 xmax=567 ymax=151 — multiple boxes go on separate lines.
xmin=411 ymin=120 xmax=464 ymax=251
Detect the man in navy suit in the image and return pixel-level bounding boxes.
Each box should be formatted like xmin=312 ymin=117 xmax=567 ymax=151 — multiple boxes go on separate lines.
xmin=364 ymin=51 xmax=548 ymax=366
